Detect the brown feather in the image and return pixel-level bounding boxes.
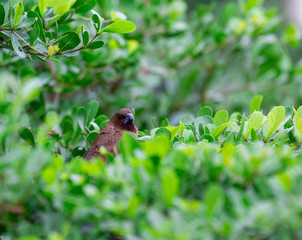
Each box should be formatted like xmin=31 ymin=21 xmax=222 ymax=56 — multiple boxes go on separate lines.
xmin=83 ymin=108 xmax=138 ymax=161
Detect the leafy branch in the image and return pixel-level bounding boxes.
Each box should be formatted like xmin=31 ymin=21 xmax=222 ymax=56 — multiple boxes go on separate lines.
xmin=0 ymin=2 xmax=136 ymax=59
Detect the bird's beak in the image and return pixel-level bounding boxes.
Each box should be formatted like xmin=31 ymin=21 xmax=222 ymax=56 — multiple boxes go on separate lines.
xmin=124 ymin=113 xmax=135 ymax=124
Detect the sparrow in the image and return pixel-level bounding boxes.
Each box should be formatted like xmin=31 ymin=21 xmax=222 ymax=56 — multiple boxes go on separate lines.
xmin=83 ymin=108 xmax=138 ymax=161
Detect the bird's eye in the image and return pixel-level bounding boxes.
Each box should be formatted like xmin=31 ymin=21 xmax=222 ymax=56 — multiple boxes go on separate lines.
xmin=118 ymin=115 xmax=125 ymax=120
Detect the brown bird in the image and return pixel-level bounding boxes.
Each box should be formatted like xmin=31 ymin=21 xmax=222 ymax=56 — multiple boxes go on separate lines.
xmin=83 ymin=108 xmax=138 ymax=161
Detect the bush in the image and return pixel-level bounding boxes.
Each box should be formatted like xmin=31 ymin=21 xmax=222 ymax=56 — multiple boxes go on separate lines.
xmin=1 ymin=0 xmax=302 ymax=239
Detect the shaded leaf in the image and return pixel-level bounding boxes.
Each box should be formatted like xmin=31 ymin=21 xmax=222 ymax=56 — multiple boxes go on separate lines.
xmin=27 ymin=11 xmax=46 ymax=43
xmin=19 ymin=127 xmax=35 ymax=146
xmin=0 ymin=4 xmax=5 ymax=26
xmin=17 ymin=18 xmax=35 ymax=28
xmin=73 ymin=0 xmax=96 ymax=13
xmin=86 ymin=132 xmax=98 ymax=145
xmin=86 ymin=41 xmax=104 ymax=49
xmin=82 ymin=31 xmax=89 ymax=45
xmin=86 ymin=100 xmax=99 ymax=125
xmin=58 ymin=31 xmax=81 ymax=52
xmin=11 ymin=34 xmax=25 ymax=58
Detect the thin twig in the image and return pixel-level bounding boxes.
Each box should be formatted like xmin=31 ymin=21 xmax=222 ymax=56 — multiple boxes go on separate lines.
xmin=11 ymin=29 xmax=48 ymax=57
xmin=0 ymin=28 xmax=101 ymax=57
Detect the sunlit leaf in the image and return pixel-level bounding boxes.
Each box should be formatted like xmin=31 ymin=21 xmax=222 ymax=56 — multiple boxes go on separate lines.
xmin=102 ymin=20 xmax=136 ymax=34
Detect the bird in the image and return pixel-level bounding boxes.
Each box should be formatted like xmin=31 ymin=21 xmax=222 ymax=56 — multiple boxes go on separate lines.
xmin=83 ymin=108 xmax=138 ymax=161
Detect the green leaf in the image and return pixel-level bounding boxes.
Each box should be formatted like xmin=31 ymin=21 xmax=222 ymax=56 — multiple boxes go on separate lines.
xmin=213 ymin=110 xmax=229 ymax=126
xmin=19 ymin=127 xmax=35 ymax=146
xmin=183 ymin=129 xmax=195 ymax=143
xmin=263 ymin=106 xmax=285 ymax=140
xmin=91 ymin=10 xmax=102 ymax=33
xmin=199 ymin=134 xmax=215 ymax=143
xmin=45 ymin=112 xmax=59 ymax=129
xmin=42 ymin=166 xmax=56 ymax=184
xmin=27 ymin=11 xmax=46 ymax=43
xmin=95 ymin=115 xmax=108 ymax=126
xmin=246 ymin=0 xmax=263 ymax=10
xmin=212 ymin=122 xmax=233 ymax=140
xmin=0 ymin=4 xmax=5 ymax=26
xmin=170 ymin=125 xmax=181 ymax=139
xmin=244 ymin=111 xmax=263 ymax=138
xmin=17 ymin=18 xmax=35 ymax=28
xmin=11 ymin=34 xmax=25 ymax=58
xmin=86 ymin=100 xmax=99 ymax=125
xmin=28 ymin=29 xmax=39 ymax=46
xmin=198 ymin=106 xmax=213 ymax=117
xmin=39 ymin=0 xmax=48 ymax=17
xmin=86 ymin=41 xmax=104 ymax=49
xmin=58 ymin=31 xmax=81 ymax=52
xmin=82 ymin=31 xmax=89 ymax=45
xmin=236 ymin=114 xmax=247 ymax=144
xmin=77 ymin=107 xmax=87 ymax=131
xmin=73 ymin=0 xmax=96 ymax=13
xmin=285 ymin=24 xmax=300 ymax=47
xmin=102 ymin=20 xmax=136 ymax=34
xmin=86 ymin=132 xmax=98 ymax=145
xmin=204 ymin=184 xmax=224 ymax=217
xmin=250 ymin=95 xmax=263 ymax=113
xmin=161 ymin=168 xmax=179 ymax=206
xmin=160 ymin=118 xmax=169 ymax=127
xmin=155 ymin=127 xmax=171 ymax=140
xmin=293 ymin=106 xmax=302 ymax=140
xmin=14 ymin=1 xmax=23 ymax=26
xmin=119 ymin=132 xmax=140 ymax=158
xmin=45 ymin=0 xmax=73 ymax=16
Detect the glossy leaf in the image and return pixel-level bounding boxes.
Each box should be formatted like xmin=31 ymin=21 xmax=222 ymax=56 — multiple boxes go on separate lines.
xmin=58 ymin=31 xmax=81 ymax=52
xmin=19 ymin=127 xmax=35 ymax=146
xmin=86 ymin=41 xmax=104 ymax=49
xmin=14 ymin=1 xmax=24 ymax=26
xmin=102 ymin=20 xmax=136 ymax=34
xmin=82 ymin=31 xmax=89 ymax=45
xmin=263 ymin=106 xmax=285 ymax=140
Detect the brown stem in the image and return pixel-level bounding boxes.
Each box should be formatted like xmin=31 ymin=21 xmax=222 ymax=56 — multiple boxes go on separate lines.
xmin=0 ymin=28 xmax=101 ymax=57
xmin=11 ymin=29 xmax=48 ymax=57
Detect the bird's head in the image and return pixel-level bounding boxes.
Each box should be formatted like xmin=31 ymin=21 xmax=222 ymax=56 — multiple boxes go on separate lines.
xmin=110 ymin=108 xmax=136 ymax=131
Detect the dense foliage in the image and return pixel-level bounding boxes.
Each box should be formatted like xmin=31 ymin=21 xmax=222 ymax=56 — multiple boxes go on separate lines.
xmin=1 ymin=0 xmax=302 ymax=239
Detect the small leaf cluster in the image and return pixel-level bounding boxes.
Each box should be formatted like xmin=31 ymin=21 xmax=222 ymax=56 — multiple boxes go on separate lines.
xmin=0 ymin=0 xmax=135 ymax=59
